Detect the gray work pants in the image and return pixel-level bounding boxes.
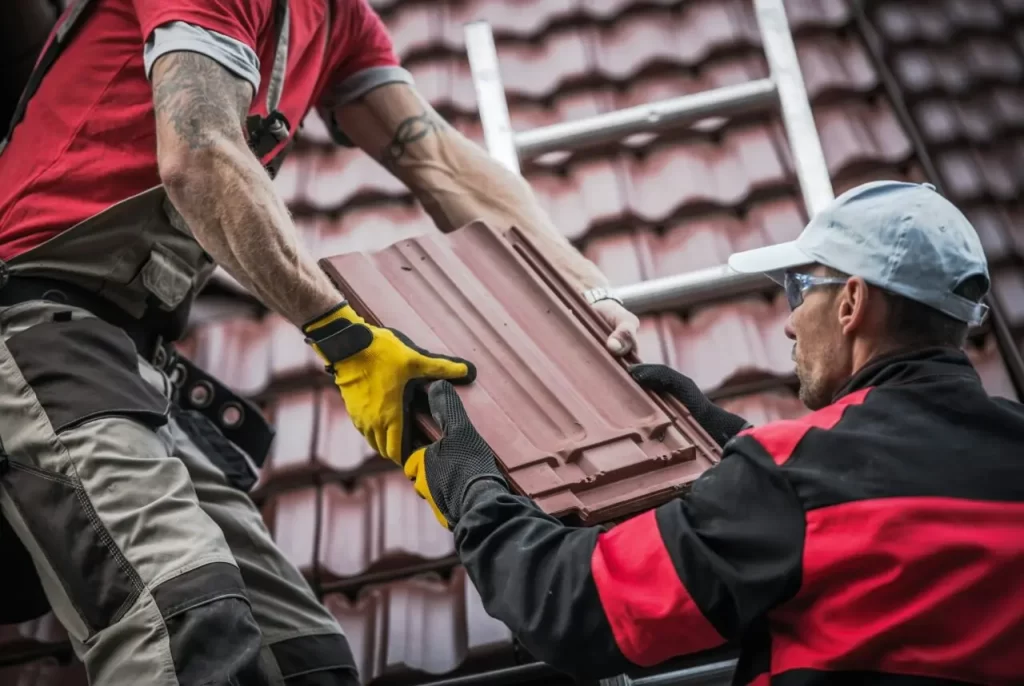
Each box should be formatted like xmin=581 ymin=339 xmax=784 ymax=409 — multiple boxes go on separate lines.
xmin=0 ymin=300 xmax=358 ymax=685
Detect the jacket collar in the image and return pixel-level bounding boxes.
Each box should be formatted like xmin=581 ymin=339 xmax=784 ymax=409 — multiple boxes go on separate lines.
xmin=832 ymin=345 xmax=980 ymax=402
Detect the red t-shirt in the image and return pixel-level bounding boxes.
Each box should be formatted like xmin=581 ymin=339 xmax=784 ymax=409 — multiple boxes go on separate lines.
xmin=0 ymin=0 xmax=402 ymax=261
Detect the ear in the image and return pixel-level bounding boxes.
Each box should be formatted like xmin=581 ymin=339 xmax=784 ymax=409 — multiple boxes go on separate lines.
xmin=837 ymin=276 xmax=872 ymax=336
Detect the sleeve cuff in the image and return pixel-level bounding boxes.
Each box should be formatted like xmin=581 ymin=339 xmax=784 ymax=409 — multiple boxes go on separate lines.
xmin=143 ymin=21 xmax=261 ymax=95
xmin=316 ymin=65 xmax=416 ymax=147
xmin=462 ymin=479 xmax=511 ymax=509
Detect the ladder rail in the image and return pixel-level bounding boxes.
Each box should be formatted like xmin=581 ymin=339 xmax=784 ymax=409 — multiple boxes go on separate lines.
xmin=514 ymin=78 xmax=777 ymax=160
xmin=464 ymin=0 xmax=834 ymax=313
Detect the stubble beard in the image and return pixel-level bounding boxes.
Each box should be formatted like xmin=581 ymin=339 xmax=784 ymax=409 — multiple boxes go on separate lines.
xmin=795 ymin=348 xmax=834 ymax=411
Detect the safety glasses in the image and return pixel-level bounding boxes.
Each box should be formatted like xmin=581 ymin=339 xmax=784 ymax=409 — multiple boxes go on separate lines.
xmin=784 ymin=272 xmax=848 ymax=310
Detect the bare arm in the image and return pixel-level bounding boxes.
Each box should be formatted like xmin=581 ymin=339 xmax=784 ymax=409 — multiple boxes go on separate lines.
xmin=331 ymin=84 xmax=610 ymax=291
xmin=151 ymin=51 xmax=341 ymax=326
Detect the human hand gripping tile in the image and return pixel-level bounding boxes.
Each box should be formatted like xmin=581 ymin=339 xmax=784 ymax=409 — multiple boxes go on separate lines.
xmin=302 ymin=302 xmax=477 ymax=465
xmin=403 ymin=381 xmax=508 ymax=530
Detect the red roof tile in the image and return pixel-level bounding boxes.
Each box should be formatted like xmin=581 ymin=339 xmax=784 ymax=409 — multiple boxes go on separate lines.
xmin=964 ymin=205 xmax=1021 ymax=265
xmin=306 ymin=149 xmax=409 ymax=210
xmin=265 ymin=486 xmax=318 ymax=576
xmin=891 ymin=38 xmax=1024 ymax=96
xmin=321 ymin=220 xmax=721 ymax=523
xmin=652 ymin=196 xmax=806 ymax=277
xmin=914 ymin=87 xmax=1024 ymax=147
xmin=873 ymin=0 xmax=1003 ymax=44
xmin=992 ymin=267 xmax=1024 ymax=330
xmin=264 ymin=390 xmax=320 ymax=478
xmin=262 ymin=388 xmax=377 ymax=479
xmin=811 ymin=100 xmax=914 ymax=176
xmin=324 ymin=567 xmax=514 ymax=683
xmin=190 ymin=316 xmax=271 ymax=396
xmin=660 ymin=295 xmax=793 ymax=391
xmin=272 ymin=152 xmax=310 ymax=206
xmin=527 ymin=157 xmax=631 ymax=240
xmin=329 ymin=478 xmax=453 ymax=581
xmin=636 ymin=315 xmax=669 ymax=364
xmin=315 ymin=390 xmax=377 ymax=474
xmin=496 ymin=29 xmax=592 ymax=99
xmin=936 ymin=147 xmax=1020 ymax=203
xmin=621 ymin=123 xmax=788 ymax=221
xmin=581 ymin=229 xmax=657 ymax=286
xmin=441 ymin=0 xmax=578 ymax=46
xmin=267 ymin=313 xmax=324 ymax=382
xmin=796 ymin=35 xmax=879 ymax=101
xmin=265 ymin=474 xmax=457 ymax=581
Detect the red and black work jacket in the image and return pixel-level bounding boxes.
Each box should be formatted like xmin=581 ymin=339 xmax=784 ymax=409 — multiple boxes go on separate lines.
xmin=454 ymin=347 xmax=1024 ymax=685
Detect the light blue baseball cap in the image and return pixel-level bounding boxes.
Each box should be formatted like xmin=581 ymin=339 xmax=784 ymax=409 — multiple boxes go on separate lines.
xmin=728 ymin=180 xmax=991 ymax=326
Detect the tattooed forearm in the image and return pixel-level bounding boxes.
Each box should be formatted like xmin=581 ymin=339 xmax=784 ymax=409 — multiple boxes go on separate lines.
xmin=337 ymin=85 xmax=609 ymax=289
xmin=151 ymin=51 xmax=251 ymax=151
xmin=378 ymin=110 xmax=447 ymax=171
xmin=150 ymin=51 xmax=343 ymax=326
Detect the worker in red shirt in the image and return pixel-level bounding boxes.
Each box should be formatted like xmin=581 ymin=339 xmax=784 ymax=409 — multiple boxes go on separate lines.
xmin=407 ymin=181 xmax=1024 ymax=685
xmin=0 ymin=0 xmax=640 ymax=684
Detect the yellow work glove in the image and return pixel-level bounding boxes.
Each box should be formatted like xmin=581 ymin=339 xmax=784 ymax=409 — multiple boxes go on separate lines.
xmin=404 ymin=381 xmax=508 ymax=530
xmin=302 ymin=302 xmax=477 ymax=465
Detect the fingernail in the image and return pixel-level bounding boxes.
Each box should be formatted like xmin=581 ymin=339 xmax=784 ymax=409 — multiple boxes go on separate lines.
xmin=608 ymin=338 xmax=624 ymax=353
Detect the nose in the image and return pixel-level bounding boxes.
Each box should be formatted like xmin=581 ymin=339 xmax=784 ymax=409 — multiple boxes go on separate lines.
xmin=784 ymin=312 xmax=797 ymax=340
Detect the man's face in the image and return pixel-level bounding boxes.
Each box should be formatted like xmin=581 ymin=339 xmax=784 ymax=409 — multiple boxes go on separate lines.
xmin=784 ymin=265 xmax=854 ymax=410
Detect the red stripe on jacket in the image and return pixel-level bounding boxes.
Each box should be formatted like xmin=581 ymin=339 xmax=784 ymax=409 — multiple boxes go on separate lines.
xmin=591 ymin=509 xmax=725 ymax=666
xmin=739 ymin=387 xmax=871 ymax=465
xmin=770 ymin=497 xmax=1024 ymax=685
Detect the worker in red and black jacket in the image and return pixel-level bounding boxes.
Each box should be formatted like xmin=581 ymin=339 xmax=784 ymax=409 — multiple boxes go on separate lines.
xmin=404 ymin=180 xmax=1024 ymax=685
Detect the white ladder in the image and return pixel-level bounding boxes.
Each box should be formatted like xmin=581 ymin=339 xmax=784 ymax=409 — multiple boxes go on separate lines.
xmin=463 ymin=0 xmax=834 ymax=314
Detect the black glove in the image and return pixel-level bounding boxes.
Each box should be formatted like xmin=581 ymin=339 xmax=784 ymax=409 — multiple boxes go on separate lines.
xmin=402 ymin=381 xmax=508 ymax=530
xmin=630 ymin=363 xmax=751 ymax=447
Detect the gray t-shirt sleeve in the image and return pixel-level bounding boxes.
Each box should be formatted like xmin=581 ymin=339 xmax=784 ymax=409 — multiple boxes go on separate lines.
xmin=316 ymin=65 xmax=416 ymax=147
xmin=143 ymin=21 xmax=262 ymax=94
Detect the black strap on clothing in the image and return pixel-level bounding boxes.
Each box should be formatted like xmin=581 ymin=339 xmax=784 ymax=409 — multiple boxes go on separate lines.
xmin=0 ymin=274 xmax=169 ymax=356
xmin=1 ymin=0 xmax=293 ymax=179
xmin=0 ymin=274 xmax=275 ymax=469
xmin=246 ymin=0 xmax=293 ymax=178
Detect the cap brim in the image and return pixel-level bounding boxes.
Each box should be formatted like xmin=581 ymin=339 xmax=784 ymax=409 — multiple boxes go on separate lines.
xmin=728 ymin=241 xmax=815 ymax=284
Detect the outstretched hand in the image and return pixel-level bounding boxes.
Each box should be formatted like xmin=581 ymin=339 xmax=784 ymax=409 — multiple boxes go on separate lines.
xmin=402 ymin=381 xmax=507 ymax=530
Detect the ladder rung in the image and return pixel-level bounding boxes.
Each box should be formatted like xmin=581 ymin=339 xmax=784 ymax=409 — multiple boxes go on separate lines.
xmin=613 ymin=266 xmax=769 ymax=315
xmin=515 ymin=78 xmax=777 ymax=160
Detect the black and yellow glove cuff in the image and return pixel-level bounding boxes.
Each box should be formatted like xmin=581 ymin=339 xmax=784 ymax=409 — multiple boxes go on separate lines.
xmin=303 ymin=302 xmax=373 ymax=367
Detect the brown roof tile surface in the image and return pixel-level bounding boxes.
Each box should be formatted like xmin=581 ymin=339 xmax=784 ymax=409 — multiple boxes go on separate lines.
xmin=324 ymin=567 xmax=515 ymax=683
xmin=264 ymin=473 xmax=456 ymax=581
xmin=321 ymin=220 xmax=721 ymax=523
xmin=659 ymin=295 xmax=795 ymax=391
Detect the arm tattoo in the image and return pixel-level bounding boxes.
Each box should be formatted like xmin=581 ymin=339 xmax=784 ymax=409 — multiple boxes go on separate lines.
xmin=152 ymin=52 xmax=252 ymax=151
xmin=379 ymin=110 xmax=447 ymax=171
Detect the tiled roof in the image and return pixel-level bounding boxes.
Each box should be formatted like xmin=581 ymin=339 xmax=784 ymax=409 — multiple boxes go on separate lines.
xmin=3 ymin=0 xmax=1023 ymax=684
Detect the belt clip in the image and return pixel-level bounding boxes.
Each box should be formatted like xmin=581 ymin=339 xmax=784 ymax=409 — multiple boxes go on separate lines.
xmin=151 ymin=335 xmax=168 ymax=368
